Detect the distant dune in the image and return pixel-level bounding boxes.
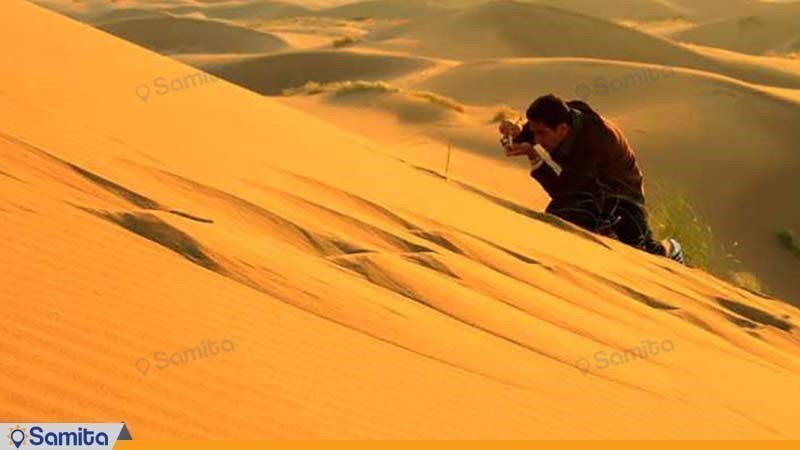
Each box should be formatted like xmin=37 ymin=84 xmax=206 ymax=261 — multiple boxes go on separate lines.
xmin=98 ymin=16 xmax=290 ymax=55
xmin=167 ymin=1 xmax=314 ymax=22
xmin=530 ymin=0 xmax=684 ymax=21
xmin=670 ymin=2 xmax=800 ymax=56
xmin=208 ymin=50 xmax=435 ymax=95
xmin=28 ymin=0 xmax=94 ymax=18
xmin=686 ymin=43 xmax=800 ymax=87
xmin=415 ymin=58 xmax=692 ymax=107
xmin=363 ymin=0 xmax=800 ymax=89
xmin=318 ymin=0 xmax=449 ymax=19
xmin=92 ymin=8 xmax=171 ymax=24
xmin=424 ymin=0 xmax=748 ymax=20
xmin=365 ymin=1 xmax=715 ymax=63
xmin=663 ymin=0 xmax=758 ymax=20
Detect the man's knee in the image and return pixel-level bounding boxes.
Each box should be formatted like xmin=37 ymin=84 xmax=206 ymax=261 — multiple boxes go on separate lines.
xmin=614 ymin=201 xmax=665 ymax=255
xmin=546 ymin=195 xmax=598 ymax=231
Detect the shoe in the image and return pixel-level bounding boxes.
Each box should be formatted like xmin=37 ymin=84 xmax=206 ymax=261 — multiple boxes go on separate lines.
xmin=664 ymin=238 xmax=685 ymax=265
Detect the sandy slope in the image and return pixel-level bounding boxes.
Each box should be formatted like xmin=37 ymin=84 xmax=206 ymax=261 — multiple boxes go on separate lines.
xmin=3 ymin=0 xmax=800 ymax=439
xmin=275 ymin=89 xmax=553 ymax=225
xmin=98 ymin=16 xmax=290 ymax=55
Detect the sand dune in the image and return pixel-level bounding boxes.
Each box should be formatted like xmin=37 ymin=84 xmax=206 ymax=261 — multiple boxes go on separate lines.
xmin=318 ymin=0 xmax=449 ymax=19
xmin=366 ymin=1 xmax=705 ymax=62
xmin=412 ymin=56 xmax=796 ymax=109
xmin=669 ymin=2 xmax=800 ymax=56
xmin=662 ymin=0 xmax=758 ymax=19
xmin=167 ymin=1 xmax=314 ymax=22
xmin=530 ymin=0 xmax=685 ymax=21
xmin=361 ymin=0 xmax=800 ymax=89
xmin=31 ymin=0 xmax=189 ymax=20
xmin=432 ymin=0 xmax=758 ymax=20
xmin=98 ymin=16 xmax=289 ymax=55
xmin=28 ymin=0 xmax=101 ymax=18
xmin=687 ymin=42 xmax=800 ymax=87
xmin=92 ymin=8 xmax=172 ymax=24
xmin=3 ymin=0 xmax=800 ymax=440
xmin=206 ymin=50 xmax=436 ymax=95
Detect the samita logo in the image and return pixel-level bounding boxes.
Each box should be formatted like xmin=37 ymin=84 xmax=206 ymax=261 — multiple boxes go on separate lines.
xmin=7 ymin=426 xmax=26 ymax=448
xmin=1 ymin=423 xmax=129 ymax=450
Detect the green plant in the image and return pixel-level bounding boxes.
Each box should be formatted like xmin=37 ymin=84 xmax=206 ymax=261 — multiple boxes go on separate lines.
xmin=727 ymin=271 xmax=765 ymax=294
xmin=646 ymin=184 xmax=774 ymax=295
xmin=408 ymin=90 xmax=465 ymax=113
xmin=332 ymin=80 xmax=399 ymax=96
xmin=646 ymin=184 xmax=713 ymax=269
xmin=776 ymin=229 xmax=800 ymax=260
xmin=281 ymin=80 xmax=465 ymax=113
xmin=281 ymin=81 xmax=326 ymax=96
xmin=332 ymin=36 xmax=360 ymax=48
xmin=282 ymin=80 xmax=398 ymax=96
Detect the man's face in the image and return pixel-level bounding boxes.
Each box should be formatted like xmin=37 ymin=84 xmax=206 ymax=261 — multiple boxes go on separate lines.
xmin=530 ymin=121 xmax=571 ymax=152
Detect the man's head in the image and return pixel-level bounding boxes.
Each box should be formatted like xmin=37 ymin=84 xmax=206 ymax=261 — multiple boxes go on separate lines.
xmin=526 ymin=94 xmax=572 ymax=151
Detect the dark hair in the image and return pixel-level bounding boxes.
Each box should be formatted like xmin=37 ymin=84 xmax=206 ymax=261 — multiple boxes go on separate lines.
xmin=526 ymin=94 xmax=570 ymax=130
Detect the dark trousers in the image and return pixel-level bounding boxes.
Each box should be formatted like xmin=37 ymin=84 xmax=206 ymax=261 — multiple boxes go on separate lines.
xmin=545 ymin=192 xmax=666 ymax=256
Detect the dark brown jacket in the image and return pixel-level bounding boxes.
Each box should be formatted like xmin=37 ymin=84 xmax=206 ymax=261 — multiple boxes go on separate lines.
xmin=514 ymin=100 xmax=645 ymax=205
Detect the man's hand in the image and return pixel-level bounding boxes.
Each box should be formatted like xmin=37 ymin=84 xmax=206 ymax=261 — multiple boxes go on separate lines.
xmin=499 ymin=119 xmax=544 ymax=169
xmin=504 ymin=142 xmax=532 ymax=157
xmin=498 ymin=119 xmax=522 ymax=139
xmin=504 ymin=142 xmax=544 ymax=169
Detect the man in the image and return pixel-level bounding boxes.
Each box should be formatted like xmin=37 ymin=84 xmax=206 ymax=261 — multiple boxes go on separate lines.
xmin=499 ymin=94 xmax=685 ymax=263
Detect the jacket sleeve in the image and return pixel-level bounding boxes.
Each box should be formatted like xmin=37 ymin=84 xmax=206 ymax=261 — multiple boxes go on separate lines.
xmin=515 ymin=123 xmax=560 ymax=192
xmin=519 ymin=120 xmax=597 ymax=197
xmin=533 ymin=142 xmax=600 ymax=198
xmin=530 ymin=163 xmax=560 ymax=196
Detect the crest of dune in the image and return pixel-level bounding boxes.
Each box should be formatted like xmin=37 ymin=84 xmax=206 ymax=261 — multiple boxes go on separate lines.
xmin=669 ymin=1 xmax=800 ymax=56
xmin=2 ymin=0 xmax=800 ymax=439
xmin=319 ymin=0 xmax=449 ymax=19
xmin=97 ymin=16 xmax=290 ymax=55
xmin=364 ymin=0 xmax=800 ymax=89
